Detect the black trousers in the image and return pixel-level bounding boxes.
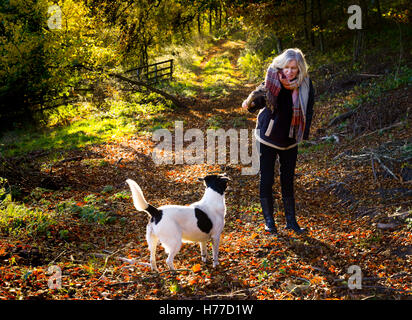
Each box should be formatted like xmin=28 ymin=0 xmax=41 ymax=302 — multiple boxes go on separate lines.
xmin=258 ymin=142 xmax=298 ymax=200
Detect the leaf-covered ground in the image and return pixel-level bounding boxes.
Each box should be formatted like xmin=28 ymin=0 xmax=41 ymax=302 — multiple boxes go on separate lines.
xmin=0 ymin=40 xmax=411 ymax=300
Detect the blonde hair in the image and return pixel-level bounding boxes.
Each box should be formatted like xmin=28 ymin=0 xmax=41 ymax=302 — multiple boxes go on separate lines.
xmin=270 ymin=48 xmax=309 ymax=86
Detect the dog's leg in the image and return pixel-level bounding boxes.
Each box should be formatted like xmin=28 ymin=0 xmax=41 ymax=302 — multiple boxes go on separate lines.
xmin=199 ymin=241 xmax=208 ymax=263
xmin=146 ymin=224 xmax=159 ymax=272
xmin=211 ymin=235 xmax=220 ymax=268
xmin=161 ymin=237 xmax=181 ymax=271
xmin=165 ymin=245 xmax=180 ymax=271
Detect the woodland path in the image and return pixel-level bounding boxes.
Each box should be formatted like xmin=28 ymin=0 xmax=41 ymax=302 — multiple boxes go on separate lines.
xmin=0 ymin=39 xmax=410 ymax=300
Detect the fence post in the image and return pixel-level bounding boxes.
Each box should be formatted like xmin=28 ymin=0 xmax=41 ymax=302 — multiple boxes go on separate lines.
xmin=170 ymin=60 xmax=173 ymax=81
xmin=154 ymin=64 xmax=158 ymax=83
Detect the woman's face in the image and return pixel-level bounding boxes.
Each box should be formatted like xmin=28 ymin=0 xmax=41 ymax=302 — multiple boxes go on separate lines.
xmin=283 ymin=59 xmax=299 ymax=81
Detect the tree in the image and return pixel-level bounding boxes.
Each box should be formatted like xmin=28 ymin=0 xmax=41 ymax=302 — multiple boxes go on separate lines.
xmin=0 ymin=0 xmax=118 ymax=129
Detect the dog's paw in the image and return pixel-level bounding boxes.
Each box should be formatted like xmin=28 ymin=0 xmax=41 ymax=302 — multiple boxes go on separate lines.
xmin=150 ymin=266 xmax=159 ymax=273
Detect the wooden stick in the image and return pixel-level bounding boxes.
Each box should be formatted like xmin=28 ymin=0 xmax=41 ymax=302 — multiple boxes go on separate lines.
xmin=351 ymin=121 xmax=405 ymax=143
xmin=373 ymin=154 xmax=399 ymax=181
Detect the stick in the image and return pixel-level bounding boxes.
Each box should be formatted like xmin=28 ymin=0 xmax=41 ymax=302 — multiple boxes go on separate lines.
xmin=90 ymin=252 xmax=151 ymax=267
xmin=371 ymin=155 xmax=378 ymax=183
xmin=49 ymin=250 xmax=67 ymax=265
xmin=351 ymin=121 xmax=405 ymax=143
xmin=373 ymin=154 xmax=399 ymax=181
xmin=358 ymin=73 xmax=383 ymax=77
xmin=203 ymin=290 xmax=248 ymax=299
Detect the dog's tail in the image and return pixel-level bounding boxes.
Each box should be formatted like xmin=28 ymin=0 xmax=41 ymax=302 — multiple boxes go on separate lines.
xmin=126 ymin=179 xmax=148 ymax=211
xmin=126 ymin=179 xmax=162 ymax=222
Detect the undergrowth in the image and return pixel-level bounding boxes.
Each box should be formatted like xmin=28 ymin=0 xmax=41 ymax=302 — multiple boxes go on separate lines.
xmin=0 ymin=178 xmax=57 ymax=238
xmin=0 ymin=91 xmax=176 ymax=157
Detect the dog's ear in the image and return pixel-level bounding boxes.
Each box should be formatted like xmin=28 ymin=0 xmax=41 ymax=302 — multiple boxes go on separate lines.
xmin=219 ymin=174 xmax=231 ymax=181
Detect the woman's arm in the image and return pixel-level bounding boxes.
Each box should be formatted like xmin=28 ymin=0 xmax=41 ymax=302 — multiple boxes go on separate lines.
xmin=242 ymin=82 xmax=267 ymax=113
xmin=303 ymin=78 xmax=315 ymax=140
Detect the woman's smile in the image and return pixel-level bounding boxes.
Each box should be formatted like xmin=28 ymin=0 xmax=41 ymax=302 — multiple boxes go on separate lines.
xmin=283 ymin=59 xmax=299 ymax=80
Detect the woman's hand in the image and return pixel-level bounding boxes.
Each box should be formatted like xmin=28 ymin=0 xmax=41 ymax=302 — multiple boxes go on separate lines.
xmin=279 ymin=76 xmax=298 ymax=90
xmin=242 ymin=99 xmax=250 ymax=109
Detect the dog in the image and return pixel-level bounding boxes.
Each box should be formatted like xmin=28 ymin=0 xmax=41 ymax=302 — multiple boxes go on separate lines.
xmin=126 ymin=173 xmax=230 ymax=271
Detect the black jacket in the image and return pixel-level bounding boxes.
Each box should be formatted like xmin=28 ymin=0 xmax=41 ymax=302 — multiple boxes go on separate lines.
xmin=248 ymin=79 xmax=315 ymax=149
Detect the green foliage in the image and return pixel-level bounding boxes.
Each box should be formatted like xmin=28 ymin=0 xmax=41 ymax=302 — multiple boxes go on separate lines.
xmin=0 ymin=178 xmax=56 ymax=237
xmin=206 ymin=115 xmax=224 ymax=129
xmin=101 ymin=185 xmax=114 ymax=194
xmin=406 ymin=218 xmax=412 ymax=230
xmin=59 ymin=229 xmax=70 ymax=240
xmin=202 ymin=56 xmax=241 ymax=98
xmin=232 ymin=116 xmax=248 ymax=128
xmin=109 ymin=191 xmax=130 ymax=201
xmin=0 ymin=88 xmax=178 ymax=157
xmin=340 ymin=66 xmax=412 ymax=112
xmin=77 ymin=205 xmax=115 ymax=225
xmin=57 ymin=197 xmax=116 ymax=225
xmin=238 ymin=52 xmax=267 ymax=82
xmin=0 ymin=0 xmax=119 ymax=128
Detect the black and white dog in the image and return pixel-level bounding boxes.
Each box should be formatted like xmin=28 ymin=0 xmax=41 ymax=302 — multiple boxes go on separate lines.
xmin=126 ymin=174 xmax=230 ymax=271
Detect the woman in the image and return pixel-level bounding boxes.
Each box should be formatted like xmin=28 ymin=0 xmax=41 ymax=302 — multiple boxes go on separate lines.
xmin=242 ymin=48 xmax=315 ymax=235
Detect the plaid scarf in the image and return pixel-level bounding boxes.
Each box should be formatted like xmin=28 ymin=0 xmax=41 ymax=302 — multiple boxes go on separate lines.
xmin=265 ymin=66 xmax=305 ymax=142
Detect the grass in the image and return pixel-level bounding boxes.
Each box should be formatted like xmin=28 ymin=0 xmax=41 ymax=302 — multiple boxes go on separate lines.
xmin=0 ymin=178 xmax=57 ymax=238
xmin=0 ymin=91 xmax=176 ymax=158
xmin=158 ymin=38 xmax=245 ymax=99
xmin=237 ymin=51 xmax=270 ymax=82
xmin=341 ymin=66 xmax=412 ymax=112
xmin=201 ymin=56 xmax=242 ymax=98
xmin=0 ymin=117 xmax=132 ymax=157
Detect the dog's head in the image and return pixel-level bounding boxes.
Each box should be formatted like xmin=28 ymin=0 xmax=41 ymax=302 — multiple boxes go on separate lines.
xmin=198 ymin=173 xmax=230 ymax=195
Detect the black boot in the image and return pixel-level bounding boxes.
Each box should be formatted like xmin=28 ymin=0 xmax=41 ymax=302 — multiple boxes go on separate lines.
xmin=260 ymin=197 xmax=277 ymax=234
xmin=283 ymin=197 xmax=306 ymax=234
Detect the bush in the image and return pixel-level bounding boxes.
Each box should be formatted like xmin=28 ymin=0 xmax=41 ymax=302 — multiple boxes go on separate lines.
xmin=57 ymin=198 xmax=116 ymax=225
xmin=0 ymin=178 xmax=56 ymax=237
xmin=237 ymin=52 xmax=269 ymax=82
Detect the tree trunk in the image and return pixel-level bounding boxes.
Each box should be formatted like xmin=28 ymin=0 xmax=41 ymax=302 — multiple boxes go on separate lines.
xmin=209 ymin=6 xmax=213 ymax=34
xmin=310 ymin=0 xmax=315 ymax=47
xmin=316 ymin=0 xmax=324 ymax=52
xmin=360 ymin=0 xmax=369 ymax=29
xmin=218 ymin=2 xmax=222 ymax=31
xmin=353 ymin=29 xmax=364 ymax=63
xmin=225 ymin=4 xmax=229 ymax=25
xmin=375 ymin=0 xmax=382 ymax=22
xmin=303 ymin=0 xmax=309 ymax=42
xmin=274 ymin=34 xmax=283 ymax=54
xmin=197 ymin=13 xmax=202 ymax=36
